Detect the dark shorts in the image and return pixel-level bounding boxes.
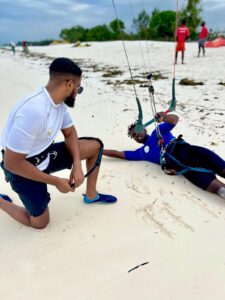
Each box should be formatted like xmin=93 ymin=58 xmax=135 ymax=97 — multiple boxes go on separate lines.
xmin=199 ymin=38 xmax=206 ymax=47
xmin=168 ymin=143 xmax=225 ymax=190
xmin=1 ymin=142 xmax=72 ymax=217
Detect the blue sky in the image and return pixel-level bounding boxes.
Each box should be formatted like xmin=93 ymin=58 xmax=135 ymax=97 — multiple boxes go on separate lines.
xmin=0 ymin=0 xmax=224 ymax=44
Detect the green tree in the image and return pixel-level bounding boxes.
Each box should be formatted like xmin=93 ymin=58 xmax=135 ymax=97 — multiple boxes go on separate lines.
xmin=60 ymin=25 xmax=88 ymax=43
xmin=180 ymin=0 xmax=202 ymax=40
xmin=109 ymin=19 xmax=125 ymax=39
xmin=149 ymin=9 xmax=176 ymax=40
xmin=86 ymin=25 xmax=113 ymax=41
xmin=133 ymin=10 xmax=150 ymax=39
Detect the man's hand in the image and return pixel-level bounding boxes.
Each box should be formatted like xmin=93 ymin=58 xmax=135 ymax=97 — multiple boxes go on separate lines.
xmin=155 ymin=111 xmax=165 ymax=123
xmin=70 ymin=165 xmax=84 ymax=188
xmin=54 ymin=178 xmax=75 ymax=193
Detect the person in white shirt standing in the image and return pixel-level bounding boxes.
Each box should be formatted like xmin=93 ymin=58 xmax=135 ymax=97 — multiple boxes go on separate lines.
xmin=0 ymin=57 xmax=117 ymax=229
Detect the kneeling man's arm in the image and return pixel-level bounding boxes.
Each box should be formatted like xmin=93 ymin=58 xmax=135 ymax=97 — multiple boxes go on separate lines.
xmin=4 ymin=148 xmax=73 ymax=193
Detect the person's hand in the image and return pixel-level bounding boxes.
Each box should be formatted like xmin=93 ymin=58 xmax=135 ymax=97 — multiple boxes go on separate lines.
xmin=154 ymin=111 xmax=165 ymax=123
xmin=70 ymin=165 xmax=84 ymax=188
xmin=54 ymin=178 xmax=75 ymax=193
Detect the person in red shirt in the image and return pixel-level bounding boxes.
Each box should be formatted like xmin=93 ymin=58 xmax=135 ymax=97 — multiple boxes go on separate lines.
xmin=175 ymin=19 xmax=190 ymax=64
xmin=198 ymin=21 xmax=208 ymax=57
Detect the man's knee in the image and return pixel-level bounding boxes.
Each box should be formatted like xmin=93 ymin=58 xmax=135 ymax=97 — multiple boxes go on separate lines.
xmin=30 ymin=208 xmax=50 ymax=229
xmin=87 ymin=140 xmax=101 ymax=162
xmin=92 ymin=140 xmax=101 ymax=153
xmin=79 ymin=138 xmax=103 ymax=161
xmin=32 ymin=220 xmax=49 ymax=229
xmin=207 ymin=179 xmax=224 ymax=194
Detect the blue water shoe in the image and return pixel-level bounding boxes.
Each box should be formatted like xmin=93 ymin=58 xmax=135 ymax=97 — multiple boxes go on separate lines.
xmin=83 ymin=193 xmax=117 ymax=204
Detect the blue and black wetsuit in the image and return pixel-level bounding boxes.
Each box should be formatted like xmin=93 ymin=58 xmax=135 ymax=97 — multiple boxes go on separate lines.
xmin=124 ymin=122 xmax=225 ymax=190
xmin=124 ymin=123 xmax=175 ymax=163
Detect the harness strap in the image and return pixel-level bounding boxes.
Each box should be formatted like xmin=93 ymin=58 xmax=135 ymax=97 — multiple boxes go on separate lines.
xmin=2 ymin=137 xmax=104 ymax=179
xmin=163 ymin=152 xmax=214 ymax=175
xmin=17 ymin=143 xmax=53 ymax=166
xmin=78 ymin=137 xmax=104 ymax=177
xmin=161 ymin=135 xmax=214 ymax=175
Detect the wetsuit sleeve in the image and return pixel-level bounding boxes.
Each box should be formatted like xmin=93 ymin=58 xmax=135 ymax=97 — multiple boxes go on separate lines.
xmin=124 ymin=148 xmax=144 ymax=161
xmin=158 ymin=122 xmax=175 ymax=134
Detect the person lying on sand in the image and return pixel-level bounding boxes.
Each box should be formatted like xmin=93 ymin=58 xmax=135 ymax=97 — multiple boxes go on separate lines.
xmin=0 ymin=57 xmax=117 ymax=229
xmin=104 ymin=112 xmax=225 ymax=200
xmin=72 ymin=41 xmax=91 ymax=48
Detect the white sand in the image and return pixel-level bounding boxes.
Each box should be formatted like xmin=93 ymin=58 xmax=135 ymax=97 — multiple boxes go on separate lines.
xmin=0 ymin=41 xmax=225 ymax=299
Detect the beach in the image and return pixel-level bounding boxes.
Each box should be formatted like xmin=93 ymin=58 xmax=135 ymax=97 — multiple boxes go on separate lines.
xmin=0 ymin=41 xmax=225 ymax=299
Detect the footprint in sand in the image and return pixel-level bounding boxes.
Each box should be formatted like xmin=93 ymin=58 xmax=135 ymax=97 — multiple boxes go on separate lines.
xmin=158 ymin=188 xmax=165 ymax=196
xmin=184 ymin=191 xmax=219 ymax=218
xmin=125 ymin=175 xmax=150 ymax=195
xmin=100 ymin=169 xmax=115 ymax=180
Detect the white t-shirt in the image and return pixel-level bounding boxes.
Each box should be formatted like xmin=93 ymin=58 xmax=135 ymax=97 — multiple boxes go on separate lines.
xmin=1 ymin=87 xmax=73 ymax=170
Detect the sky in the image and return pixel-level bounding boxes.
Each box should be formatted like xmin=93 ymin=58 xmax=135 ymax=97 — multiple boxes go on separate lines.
xmin=0 ymin=0 xmax=224 ymax=44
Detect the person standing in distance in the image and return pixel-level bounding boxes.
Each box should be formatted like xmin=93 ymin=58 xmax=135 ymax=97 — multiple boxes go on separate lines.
xmin=175 ymin=19 xmax=190 ymax=64
xmin=198 ymin=21 xmax=208 ymax=57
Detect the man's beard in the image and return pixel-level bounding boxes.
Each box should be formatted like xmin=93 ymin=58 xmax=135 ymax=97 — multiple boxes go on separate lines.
xmin=64 ymin=95 xmax=75 ymax=108
xmin=136 ymin=134 xmax=147 ymax=144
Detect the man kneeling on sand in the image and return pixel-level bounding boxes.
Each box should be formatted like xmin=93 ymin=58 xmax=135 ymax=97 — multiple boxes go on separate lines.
xmin=103 ymin=112 xmax=225 ymax=199
xmin=0 ymin=57 xmax=117 ymax=229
